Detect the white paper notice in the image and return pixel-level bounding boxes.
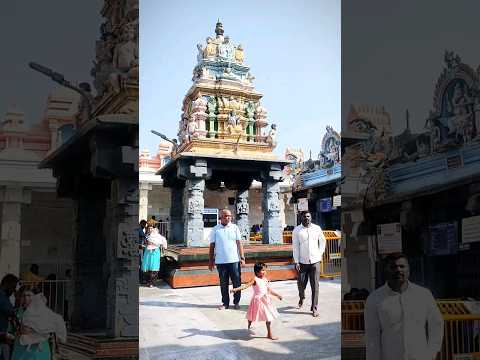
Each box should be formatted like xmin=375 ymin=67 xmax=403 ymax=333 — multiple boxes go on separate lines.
xmin=462 ymin=215 xmax=480 ymax=244
xmin=377 ymin=223 xmax=402 ymax=254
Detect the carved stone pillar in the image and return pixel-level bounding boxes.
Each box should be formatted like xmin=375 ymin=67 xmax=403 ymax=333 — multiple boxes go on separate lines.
xmin=139 ymin=182 xmax=151 ymax=221
xmin=105 ymin=178 xmax=138 ymax=337
xmin=236 ymin=189 xmax=250 ymax=242
xmin=0 ymin=186 xmax=31 ymax=278
xmin=180 ymin=159 xmax=211 ymax=246
xmin=184 ymin=177 xmax=206 ymax=246
xmin=261 ymin=165 xmax=283 ymax=244
xmin=169 ymin=185 xmax=185 ymax=244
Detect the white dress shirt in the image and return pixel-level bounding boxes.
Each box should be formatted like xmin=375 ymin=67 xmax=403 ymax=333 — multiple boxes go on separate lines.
xmin=364 ymin=282 xmax=444 ymax=360
xmin=292 ymin=223 xmax=326 ymax=264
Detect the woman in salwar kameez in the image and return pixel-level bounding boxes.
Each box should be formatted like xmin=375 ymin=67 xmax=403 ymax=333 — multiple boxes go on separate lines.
xmin=141 ymin=226 xmax=167 ymax=287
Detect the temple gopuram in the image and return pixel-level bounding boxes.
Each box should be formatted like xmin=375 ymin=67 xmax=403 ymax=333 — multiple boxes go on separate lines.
xmin=158 ymin=21 xmax=295 ymax=288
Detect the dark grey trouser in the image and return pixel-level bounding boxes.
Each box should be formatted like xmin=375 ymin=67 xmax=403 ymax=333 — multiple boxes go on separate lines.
xmin=217 ymin=262 xmax=241 ymax=307
xmin=297 ymin=261 xmax=321 ymax=312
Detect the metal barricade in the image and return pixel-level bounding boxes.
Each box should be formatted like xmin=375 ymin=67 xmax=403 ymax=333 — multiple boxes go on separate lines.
xmin=438 ymin=301 xmax=480 ymax=360
xmin=342 ymin=301 xmax=365 ymax=331
xmin=21 ymin=280 xmax=71 ymax=317
xmin=157 ymin=221 xmax=169 ymax=238
xmin=321 ymin=231 xmax=341 ymax=278
xmin=340 ymin=300 xmax=480 ymax=360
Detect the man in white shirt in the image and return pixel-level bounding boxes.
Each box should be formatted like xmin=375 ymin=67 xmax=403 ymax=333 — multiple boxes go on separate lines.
xmin=364 ymin=253 xmax=444 ymax=360
xmin=209 ymin=209 xmax=246 ymax=310
xmin=292 ymin=211 xmax=326 ymax=317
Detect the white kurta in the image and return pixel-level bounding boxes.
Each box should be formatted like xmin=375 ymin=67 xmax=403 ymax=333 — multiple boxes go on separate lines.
xmin=292 ymin=223 xmax=326 ymax=264
xmin=364 ymin=282 xmax=444 ymax=360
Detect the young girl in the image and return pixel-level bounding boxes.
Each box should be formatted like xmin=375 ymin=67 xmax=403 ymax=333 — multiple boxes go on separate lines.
xmin=230 ymin=262 xmax=282 ymax=340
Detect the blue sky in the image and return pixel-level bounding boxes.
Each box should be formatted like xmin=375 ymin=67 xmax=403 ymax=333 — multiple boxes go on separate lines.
xmin=140 ymin=0 xmax=341 ymax=159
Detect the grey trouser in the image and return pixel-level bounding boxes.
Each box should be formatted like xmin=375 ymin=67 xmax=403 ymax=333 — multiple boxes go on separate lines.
xmin=297 ymin=261 xmax=321 ymax=311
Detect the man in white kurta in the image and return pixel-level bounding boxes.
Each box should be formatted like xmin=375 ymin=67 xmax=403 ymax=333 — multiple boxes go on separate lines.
xmin=292 ymin=211 xmax=326 ymax=317
xmin=364 ymin=253 xmax=443 ymax=360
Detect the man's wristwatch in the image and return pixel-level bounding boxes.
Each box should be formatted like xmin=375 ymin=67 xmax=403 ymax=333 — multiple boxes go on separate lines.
xmin=240 ymin=257 xmax=245 ymax=261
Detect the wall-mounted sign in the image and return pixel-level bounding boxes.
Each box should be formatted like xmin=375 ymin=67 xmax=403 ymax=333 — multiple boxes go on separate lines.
xmin=320 ymin=198 xmax=332 ymax=212
xmin=298 ymin=198 xmax=309 ymax=212
xmin=462 ymin=215 xmax=480 ymax=244
xmin=333 ymin=195 xmax=341 ymax=208
xmin=203 ymin=208 xmax=219 ymax=228
xmin=377 ymin=223 xmax=402 ymax=254
xmin=429 ymin=222 xmax=457 ymax=255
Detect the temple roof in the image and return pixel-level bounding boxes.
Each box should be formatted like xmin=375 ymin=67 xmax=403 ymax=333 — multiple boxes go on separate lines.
xmin=192 ymin=21 xmax=253 ymax=87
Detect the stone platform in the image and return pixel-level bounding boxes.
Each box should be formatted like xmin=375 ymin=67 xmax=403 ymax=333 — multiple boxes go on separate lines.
xmin=163 ymin=244 xmax=296 ymax=288
xmin=58 ymin=333 xmax=138 ymax=359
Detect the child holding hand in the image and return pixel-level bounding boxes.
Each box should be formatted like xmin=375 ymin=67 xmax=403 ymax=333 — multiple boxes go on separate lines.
xmin=231 ymin=262 xmax=282 ymax=340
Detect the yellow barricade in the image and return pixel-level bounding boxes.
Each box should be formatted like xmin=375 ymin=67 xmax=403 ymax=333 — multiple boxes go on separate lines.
xmin=321 ymin=231 xmax=341 ymax=278
xmin=341 ymin=300 xmax=480 ymax=360
xmin=437 ymin=301 xmax=480 ymax=360
xmin=342 ymin=301 xmax=365 ymax=331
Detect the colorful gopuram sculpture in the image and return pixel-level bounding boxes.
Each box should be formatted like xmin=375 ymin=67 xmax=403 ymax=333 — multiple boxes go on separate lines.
xmin=174 ymin=20 xmax=277 ymax=159
xmin=160 ymin=21 xmax=289 ymax=248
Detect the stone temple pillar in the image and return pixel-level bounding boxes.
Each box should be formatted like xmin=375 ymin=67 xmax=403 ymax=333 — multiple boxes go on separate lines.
xmin=0 ymin=186 xmax=31 ymax=278
xmin=236 ymin=189 xmax=250 ymax=242
xmin=262 ymin=165 xmax=284 ymax=244
xmin=184 ymin=177 xmax=205 ymax=246
xmin=181 ymin=159 xmax=211 ymax=246
xmin=169 ymin=185 xmax=185 ymax=244
xmin=105 ymin=177 xmax=138 ymax=337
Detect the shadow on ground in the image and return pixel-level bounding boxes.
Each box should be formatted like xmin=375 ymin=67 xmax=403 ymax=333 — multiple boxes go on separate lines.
xmin=140 ymin=300 xmax=221 ymax=309
xmin=142 ymin=321 xmax=340 ymax=360
xmin=178 ymin=328 xmax=254 ymax=341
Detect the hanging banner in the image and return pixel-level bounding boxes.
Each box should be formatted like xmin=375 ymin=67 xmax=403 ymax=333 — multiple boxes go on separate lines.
xmin=320 ymin=198 xmax=332 ymax=212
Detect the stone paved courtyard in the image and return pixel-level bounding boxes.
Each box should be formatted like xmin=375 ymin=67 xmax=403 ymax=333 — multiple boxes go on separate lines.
xmin=140 ymin=279 xmax=340 ymax=360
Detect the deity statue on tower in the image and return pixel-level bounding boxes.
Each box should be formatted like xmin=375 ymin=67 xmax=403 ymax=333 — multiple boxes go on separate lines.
xmin=109 ymin=23 xmax=138 ymax=93
xmin=204 ymin=37 xmax=216 ymax=58
xmin=235 ymin=44 xmax=244 ymax=63
xmin=266 ymin=124 xmax=277 ymax=148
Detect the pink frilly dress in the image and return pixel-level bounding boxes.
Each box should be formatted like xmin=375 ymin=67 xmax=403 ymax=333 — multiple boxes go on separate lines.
xmin=246 ymin=276 xmax=279 ymax=322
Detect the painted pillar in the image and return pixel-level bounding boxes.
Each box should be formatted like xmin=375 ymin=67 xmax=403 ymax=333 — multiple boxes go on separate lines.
xmin=0 ymin=186 xmax=31 ymax=278
xmin=261 ymin=165 xmax=284 ymax=244
xmin=236 ymin=189 xmax=250 ymax=242
xmin=207 ymin=97 xmax=217 ymax=138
